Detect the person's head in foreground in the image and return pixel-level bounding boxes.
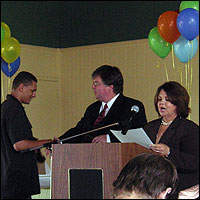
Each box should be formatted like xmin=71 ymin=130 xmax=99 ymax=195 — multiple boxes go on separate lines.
xmin=112 ymin=153 xmax=179 ymax=199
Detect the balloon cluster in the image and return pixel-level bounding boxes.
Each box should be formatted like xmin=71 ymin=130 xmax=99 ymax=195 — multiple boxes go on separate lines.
xmin=1 ymin=22 xmax=21 ymax=77
xmin=148 ymin=1 xmax=199 ymax=63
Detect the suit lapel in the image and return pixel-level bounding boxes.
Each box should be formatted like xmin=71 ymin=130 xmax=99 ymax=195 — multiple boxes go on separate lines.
xmin=159 ymin=117 xmax=181 ymax=143
xmin=93 ymin=102 xmax=102 ymax=118
xmin=102 ymin=94 xmax=123 ymax=124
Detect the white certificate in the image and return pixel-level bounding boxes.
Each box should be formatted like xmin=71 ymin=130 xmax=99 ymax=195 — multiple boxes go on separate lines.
xmin=110 ymin=128 xmax=153 ymax=149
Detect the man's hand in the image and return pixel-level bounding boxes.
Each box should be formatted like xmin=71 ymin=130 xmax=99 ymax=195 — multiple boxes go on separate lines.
xmin=44 ymin=136 xmax=61 ymax=157
xmin=92 ymin=135 xmax=107 ymax=143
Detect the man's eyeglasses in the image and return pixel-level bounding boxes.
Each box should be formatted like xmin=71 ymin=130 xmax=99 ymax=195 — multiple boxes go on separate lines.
xmin=92 ymin=81 xmax=108 ymax=86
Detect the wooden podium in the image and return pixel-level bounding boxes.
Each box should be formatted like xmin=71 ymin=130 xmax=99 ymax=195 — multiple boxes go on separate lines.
xmin=51 ymin=143 xmax=154 ymax=199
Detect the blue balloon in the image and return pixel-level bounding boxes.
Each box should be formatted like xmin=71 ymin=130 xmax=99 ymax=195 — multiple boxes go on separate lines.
xmin=177 ymin=8 xmax=199 ymax=41
xmin=1 ymin=57 xmax=20 ymax=77
xmin=173 ymin=35 xmax=198 ymax=63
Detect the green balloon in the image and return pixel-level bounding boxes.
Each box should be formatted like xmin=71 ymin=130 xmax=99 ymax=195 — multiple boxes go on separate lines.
xmin=1 ymin=26 xmax=4 ymax=41
xmin=179 ymin=1 xmax=199 ymax=12
xmin=148 ymin=27 xmax=172 ymax=58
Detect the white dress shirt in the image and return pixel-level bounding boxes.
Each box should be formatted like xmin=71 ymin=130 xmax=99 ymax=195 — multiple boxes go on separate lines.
xmin=99 ymin=93 xmax=120 ymax=143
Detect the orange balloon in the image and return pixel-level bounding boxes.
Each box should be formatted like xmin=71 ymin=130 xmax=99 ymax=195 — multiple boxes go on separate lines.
xmin=157 ymin=11 xmax=181 ymax=43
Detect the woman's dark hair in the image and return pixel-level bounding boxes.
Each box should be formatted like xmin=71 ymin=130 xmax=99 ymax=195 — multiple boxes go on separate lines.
xmin=12 ymin=71 xmax=38 ymax=90
xmin=154 ymin=81 xmax=191 ymax=118
xmin=92 ymin=65 xmax=124 ymax=94
xmin=113 ymin=153 xmax=179 ymax=199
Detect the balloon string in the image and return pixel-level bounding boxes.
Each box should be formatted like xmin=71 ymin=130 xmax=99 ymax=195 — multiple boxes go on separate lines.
xmin=171 ymin=45 xmax=175 ymax=69
xmin=8 ymin=77 xmax=12 ymax=94
xmin=155 ymin=61 xmax=160 ymax=68
xmin=190 ymin=63 xmax=193 ymax=92
xmin=186 ymin=60 xmax=191 ymax=121
xmin=164 ymin=62 xmax=169 ymax=81
xmin=187 ymin=41 xmax=193 ymax=121
xmin=1 ymin=73 xmax=5 ymax=102
xmin=185 ymin=64 xmax=187 ymax=91
xmin=188 ymin=62 xmax=190 ymax=121
xmin=187 ymin=73 xmax=191 ymax=121
xmin=171 ymin=45 xmax=176 ymax=80
xmin=178 ymin=67 xmax=183 ymax=85
xmin=190 ymin=42 xmax=193 ymax=91
xmin=188 ymin=95 xmax=191 ymax=120
xmin=8 ymin=64 xmax=12 ymax=94
xmin=188 ymin=61 xmax=190 ymax=91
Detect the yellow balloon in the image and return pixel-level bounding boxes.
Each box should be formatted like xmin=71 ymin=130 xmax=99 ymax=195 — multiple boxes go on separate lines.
xmin=1 ymin=22 xmax=11 ymax=38
xmin=1 ymin=37 xmax=21 ymax=63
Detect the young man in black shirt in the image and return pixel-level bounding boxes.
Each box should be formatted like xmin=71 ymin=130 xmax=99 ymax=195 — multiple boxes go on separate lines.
xmin=1 ymin=71 xmax=53 ymax=199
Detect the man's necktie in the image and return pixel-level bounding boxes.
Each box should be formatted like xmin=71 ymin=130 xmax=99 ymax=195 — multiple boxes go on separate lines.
xmin=93 ymin=104 xmax=108 ymax=128
xmin=83 ymin=104 xmax=108 ymax=142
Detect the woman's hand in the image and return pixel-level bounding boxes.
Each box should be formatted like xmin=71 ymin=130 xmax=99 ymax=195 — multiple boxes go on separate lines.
xmin=150 ymin=143 xmax=170 ymax=157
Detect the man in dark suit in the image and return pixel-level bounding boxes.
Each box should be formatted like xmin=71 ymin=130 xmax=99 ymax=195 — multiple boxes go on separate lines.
xmin=59 ymin=65 xmax=147 ymax=143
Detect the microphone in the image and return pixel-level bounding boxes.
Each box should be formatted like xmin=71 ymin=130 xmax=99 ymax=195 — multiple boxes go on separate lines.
xmin=121 ymin=105 xmax=140 ymax=135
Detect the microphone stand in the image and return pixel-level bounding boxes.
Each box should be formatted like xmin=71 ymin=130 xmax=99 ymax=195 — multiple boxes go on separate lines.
xmin=20 ymin=122 xmax=119 ymax=153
